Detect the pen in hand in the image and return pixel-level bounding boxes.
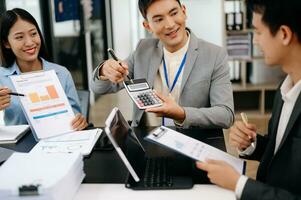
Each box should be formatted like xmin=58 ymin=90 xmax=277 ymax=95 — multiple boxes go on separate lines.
xmin=107 ymin=48 xmax=133 ymax=83
xmin=241 ymin=112 xmax=255 ymax=146
xmin=8 ymin=92 xmax=25 ymax=97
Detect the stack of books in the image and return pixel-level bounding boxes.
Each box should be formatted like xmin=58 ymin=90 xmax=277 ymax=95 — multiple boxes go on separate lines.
xmin=227 ymin=33 xmax=253 ymax=60
xmin=0 ymin=152 xmax=84 ymax=200
xmin=225 ymin=0 xmax=244 ymax=31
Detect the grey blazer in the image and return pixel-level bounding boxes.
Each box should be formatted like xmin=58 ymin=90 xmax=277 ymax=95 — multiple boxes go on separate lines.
xmin=90 ymin=31 xmax=234 ymax=128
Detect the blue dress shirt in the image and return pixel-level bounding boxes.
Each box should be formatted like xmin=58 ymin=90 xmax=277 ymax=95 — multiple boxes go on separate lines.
xmin=0 ymin=58 xmax=81 ymax=125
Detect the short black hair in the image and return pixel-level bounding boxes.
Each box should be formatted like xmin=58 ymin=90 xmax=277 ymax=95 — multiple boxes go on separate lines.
xmin=0 ymin=8 xmax=48 ymax=67
xmin=247 ymin=0 xmax=301 ymax=43
xmin=138 ymin=0 xmax=181 ymax=19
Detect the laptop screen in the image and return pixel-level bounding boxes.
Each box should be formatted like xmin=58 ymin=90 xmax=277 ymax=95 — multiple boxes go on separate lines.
xmin=105 ymin=107 xmax=145 ymax=182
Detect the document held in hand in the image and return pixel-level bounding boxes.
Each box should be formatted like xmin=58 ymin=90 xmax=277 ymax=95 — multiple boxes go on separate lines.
xmin=145 ymin=126 xmax=246 ymax=174
xmin=10 ymin=70 xmax=75 ymax=140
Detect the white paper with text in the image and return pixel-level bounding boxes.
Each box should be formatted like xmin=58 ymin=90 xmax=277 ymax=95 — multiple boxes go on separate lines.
xmin=146 ymin=126 xmax=245 ymax=174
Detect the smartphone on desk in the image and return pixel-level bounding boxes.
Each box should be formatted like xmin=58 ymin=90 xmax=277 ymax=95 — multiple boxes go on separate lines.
xmin=123 ymin=79 xmax=162 ymax=109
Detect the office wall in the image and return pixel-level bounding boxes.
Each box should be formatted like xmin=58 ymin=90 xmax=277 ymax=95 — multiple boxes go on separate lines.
xmin=183 ymin=0 xmax=224 ymax=46
xmin=111 ymin=0 xmax=138 ymax=59
xmin=5 ymin=0 xmax=43 ymax=32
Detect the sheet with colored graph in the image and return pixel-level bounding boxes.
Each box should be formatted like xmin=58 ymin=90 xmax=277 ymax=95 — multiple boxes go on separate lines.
xmin=9 ymin=70 xmax=75 ymax=140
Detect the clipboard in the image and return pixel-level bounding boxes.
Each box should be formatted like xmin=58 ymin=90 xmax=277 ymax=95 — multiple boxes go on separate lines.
xmin=145 ymin=126 xmax=246 ymax=175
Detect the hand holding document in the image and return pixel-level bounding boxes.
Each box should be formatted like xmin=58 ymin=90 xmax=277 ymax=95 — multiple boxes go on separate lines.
xmin=146 ymin=126 xmax=245 ymax=174
xmin=9 ymin=70 xmax=102 ymax=156
xmin=10 ymin=70 xmax=75 ymax=140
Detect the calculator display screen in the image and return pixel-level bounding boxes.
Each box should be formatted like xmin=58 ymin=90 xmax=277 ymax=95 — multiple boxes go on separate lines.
xmin=127 ymin=83 xmax=149 ymax=92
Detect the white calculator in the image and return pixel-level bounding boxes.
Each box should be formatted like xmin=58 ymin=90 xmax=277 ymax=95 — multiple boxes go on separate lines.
xmin=123 ymin=79 xmax=163 ymax=109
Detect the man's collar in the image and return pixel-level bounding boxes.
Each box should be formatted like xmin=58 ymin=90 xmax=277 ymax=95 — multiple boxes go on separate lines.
xmin=281 ymin=75 xmax=301 ymax=102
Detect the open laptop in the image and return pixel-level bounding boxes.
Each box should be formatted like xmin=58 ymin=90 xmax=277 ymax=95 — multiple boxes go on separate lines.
xmin=104 ymin=107 xmax=193 ymax=190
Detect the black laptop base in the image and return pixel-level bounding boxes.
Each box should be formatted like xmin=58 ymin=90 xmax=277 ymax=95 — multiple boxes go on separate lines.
xmin=125 ymin=156 xmax=194 ymax=190
xmin=126 ymin=174 xmax=193 ymax=190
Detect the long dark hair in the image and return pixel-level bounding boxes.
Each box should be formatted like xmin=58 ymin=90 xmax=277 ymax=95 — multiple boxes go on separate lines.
xmin=0 ymin=8 xmax=48 ymax=67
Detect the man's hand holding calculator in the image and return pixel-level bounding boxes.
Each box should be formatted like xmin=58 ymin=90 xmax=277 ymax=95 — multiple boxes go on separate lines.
xmin=145 ymin=91 xmax=186 ymax=123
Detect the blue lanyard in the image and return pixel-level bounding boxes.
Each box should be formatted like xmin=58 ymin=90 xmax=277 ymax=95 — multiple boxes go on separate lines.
xmin=163 ymin=52 xmax=187 ymax=93
xmin=162 ymin=52 xmax=187 ymax=126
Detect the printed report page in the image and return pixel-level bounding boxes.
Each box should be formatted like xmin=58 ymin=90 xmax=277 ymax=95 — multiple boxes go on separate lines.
xmin=10 ymin=70 xmax=75 ymax=139
xmin=147 ymin=126 xmax=245 ymax=174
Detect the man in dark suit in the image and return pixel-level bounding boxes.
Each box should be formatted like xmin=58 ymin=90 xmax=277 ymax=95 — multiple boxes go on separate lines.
xmin=197 ymin=0 xmax=301 ymax=199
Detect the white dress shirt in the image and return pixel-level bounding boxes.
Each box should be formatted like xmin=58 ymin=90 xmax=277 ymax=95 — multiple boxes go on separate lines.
xmin=235 ymin=75 xmax=301 ymax=199
xmin=144 ymin=34 xmax=190 ymax=126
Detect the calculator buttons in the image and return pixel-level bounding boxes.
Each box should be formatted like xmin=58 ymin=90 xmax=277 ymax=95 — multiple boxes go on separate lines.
xmin=134 ymin=91 xmax=162 ymax=108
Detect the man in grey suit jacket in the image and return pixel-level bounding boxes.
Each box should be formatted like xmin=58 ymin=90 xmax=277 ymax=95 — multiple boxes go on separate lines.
xmin=197 ymin=0 xmax=301 ymax=199
xmin=90 ymin=0 xmax=234 ymax=128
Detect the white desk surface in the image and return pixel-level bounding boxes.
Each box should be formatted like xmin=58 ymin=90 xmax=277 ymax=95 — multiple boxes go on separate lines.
xmin=75 ymin=184 xmax=235 ymax=200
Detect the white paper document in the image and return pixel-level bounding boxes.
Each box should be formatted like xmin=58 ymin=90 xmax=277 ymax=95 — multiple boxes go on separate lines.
xmin=30 ymin=129 xmax=102 ymax=156
xmin=10 ymin=70 xmax=75 ymax=139
xmin=146 ymin=126 xmax=245 ymax=174
xmin=0 ymin=125 xmax=29 ymax=144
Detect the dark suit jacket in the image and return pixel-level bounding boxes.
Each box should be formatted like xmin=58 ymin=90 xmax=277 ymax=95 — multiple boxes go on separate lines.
xmin=241 ymin=84 xmax=301 ymax=199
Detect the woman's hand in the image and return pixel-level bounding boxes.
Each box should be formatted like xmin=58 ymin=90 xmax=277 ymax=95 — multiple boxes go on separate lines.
xmin=0 ymin=87 xmax=11 ymax=111
xmin=71 ymin=113 xmax=88 ymax=131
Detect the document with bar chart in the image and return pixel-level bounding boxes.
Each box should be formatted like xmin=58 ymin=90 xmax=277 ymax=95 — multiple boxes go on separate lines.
xmin=10 ymin=70 xmax=75 ymax=140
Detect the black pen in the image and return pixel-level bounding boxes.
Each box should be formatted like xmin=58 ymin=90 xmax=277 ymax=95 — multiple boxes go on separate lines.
xmin=107 ymin=48 xmax=133 ymax=83
xmin=8 ymin=92 xmax=25 ymax=97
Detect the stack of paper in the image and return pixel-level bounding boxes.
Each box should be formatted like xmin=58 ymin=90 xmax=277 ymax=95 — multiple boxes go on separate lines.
xmin=0 ymin=147 xmax=14 ymax=163
xmin=30 ymin=129 xmax=102 ymax=156
xmin=0 ymin=152 xmax=85 ymax=200
xmin=0 ymin=125 xmax=30 ymax=144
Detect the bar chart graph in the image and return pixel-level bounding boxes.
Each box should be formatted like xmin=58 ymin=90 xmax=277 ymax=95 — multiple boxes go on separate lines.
xmin=10 ymin=70 xmax=75 ymax=139
xmin=28 ymin=85 xmax=59 ymax=103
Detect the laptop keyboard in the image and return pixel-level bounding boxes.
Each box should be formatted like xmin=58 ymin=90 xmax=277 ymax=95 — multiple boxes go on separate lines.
xmin=143 ymin=157 xmax=173 ymax=188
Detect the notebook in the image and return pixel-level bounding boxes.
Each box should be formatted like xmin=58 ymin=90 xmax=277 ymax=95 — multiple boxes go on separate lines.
xmin=104 ymin=107 xmax=193 ymax=190
xmin=0 ymin=125 xmax=30 ymax=144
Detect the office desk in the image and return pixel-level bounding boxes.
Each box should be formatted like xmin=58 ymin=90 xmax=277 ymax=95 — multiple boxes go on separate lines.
xmin=0 ymin=126 xmax=235 ymax=199
xmin=75 ymin=184 xmax=235 ymax=200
